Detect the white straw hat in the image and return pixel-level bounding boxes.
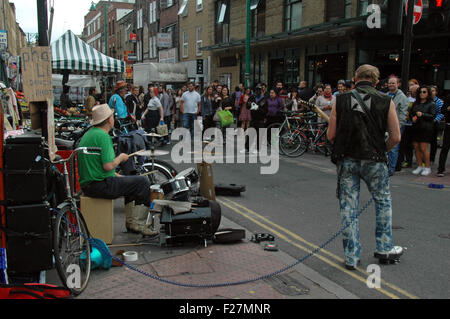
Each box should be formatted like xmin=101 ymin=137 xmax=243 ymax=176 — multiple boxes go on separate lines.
xmin=91 ymin=104 xmax=114 ymax=126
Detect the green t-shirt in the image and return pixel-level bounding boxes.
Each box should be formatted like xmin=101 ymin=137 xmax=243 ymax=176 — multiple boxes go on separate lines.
xmin=78 ymin=127 xmax=116 ymax=187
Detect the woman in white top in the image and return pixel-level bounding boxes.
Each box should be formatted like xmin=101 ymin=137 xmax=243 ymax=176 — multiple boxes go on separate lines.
xmin=288 ymin=89 xmax=299 ymax=112
xmin=141 ymin=87 xmax=164 ymax=132
xmin=314 ymin=84 xmax=336 ymax=122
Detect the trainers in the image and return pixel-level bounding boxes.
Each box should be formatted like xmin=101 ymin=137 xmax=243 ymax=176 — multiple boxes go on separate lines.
xmin=412 ymin=166 xmax=424 ymax=175
xmin=437 ymin=172 xmax=445 ymax=177
xmin=374 ymin=246 xmax=403 ymax=261
xmin=421 ymin=167 xmax=431 ymax=176
xmin=344 ymin=259 xmax=361 ymax=271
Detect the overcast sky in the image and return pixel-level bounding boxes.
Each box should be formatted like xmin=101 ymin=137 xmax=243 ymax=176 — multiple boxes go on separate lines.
xmin=12 ymin=0 xmax=94 ymax=43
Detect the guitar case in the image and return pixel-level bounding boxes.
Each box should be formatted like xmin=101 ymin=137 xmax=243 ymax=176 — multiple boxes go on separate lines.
xmin=214 ymin=184 xmax=246 ymax=196
xmin=213 ymin=228 xmax=245 ymax=244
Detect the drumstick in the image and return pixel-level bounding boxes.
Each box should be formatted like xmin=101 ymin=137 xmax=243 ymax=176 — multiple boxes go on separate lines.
xmin=129 ymin=150 xmax=145 ymax=157
xmin=140 ymin=170 xmax=158 ymax=177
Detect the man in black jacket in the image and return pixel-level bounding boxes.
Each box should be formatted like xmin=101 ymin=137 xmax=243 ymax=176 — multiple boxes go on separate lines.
xmin=298 ymin=81 xmax=315 ymax=101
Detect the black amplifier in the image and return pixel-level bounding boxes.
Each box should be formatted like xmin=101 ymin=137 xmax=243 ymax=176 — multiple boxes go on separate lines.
xmin=4 ymin=169 xmax=48 ymax=204
xmin=3 ymin=130 xmax=48 ymax=205
xmin=160 ymin=200 xmax=221 ymax=245
xmin=5 ymin=203 xmax=53 ymax=273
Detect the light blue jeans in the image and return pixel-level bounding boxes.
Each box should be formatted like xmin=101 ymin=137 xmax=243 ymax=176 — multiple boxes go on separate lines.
xmin=337 ymin=158 xmax=394 ymax=266
xmin=387 ymin=125 xmax=405 ymax=174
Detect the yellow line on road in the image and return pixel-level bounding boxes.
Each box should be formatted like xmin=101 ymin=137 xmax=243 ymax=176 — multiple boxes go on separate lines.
xmin=218 ymin=197 xmax=419 ymax=299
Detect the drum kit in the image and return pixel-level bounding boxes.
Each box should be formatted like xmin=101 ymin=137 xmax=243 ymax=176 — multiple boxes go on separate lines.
xmin=129 ymin=132 xmax=201 ymax=202
xmin=153 ymin=167 xmax=200 ymax=202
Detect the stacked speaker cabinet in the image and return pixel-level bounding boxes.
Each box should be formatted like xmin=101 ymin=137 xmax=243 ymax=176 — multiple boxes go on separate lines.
xmin=2 ymin=130 xmax=53 ymax=274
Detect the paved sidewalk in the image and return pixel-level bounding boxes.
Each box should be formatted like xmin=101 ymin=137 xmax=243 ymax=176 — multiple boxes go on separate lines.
xmin=67 ymin=200 xmax=356 ymax=300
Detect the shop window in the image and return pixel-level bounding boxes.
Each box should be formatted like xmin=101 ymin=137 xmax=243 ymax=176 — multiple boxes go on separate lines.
xmin=285 ymin=0 xmax=302 ymax=32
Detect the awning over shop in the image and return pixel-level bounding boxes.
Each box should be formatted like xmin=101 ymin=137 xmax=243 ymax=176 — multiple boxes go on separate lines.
xmin=52 ymin=74 xmax=100 ymax=88
xmin=51 ymin=30 xmax=125 ymax=75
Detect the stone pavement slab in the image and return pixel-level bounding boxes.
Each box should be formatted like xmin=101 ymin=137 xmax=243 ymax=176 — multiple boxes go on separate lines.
xmin=74 ymin=200 xmax=355 ymax=300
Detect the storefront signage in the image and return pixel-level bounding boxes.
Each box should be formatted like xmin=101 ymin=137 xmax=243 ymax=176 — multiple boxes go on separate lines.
xmin=0 ymin=30 xmax=7 ymax=51
xmin=157 ymin=33 xmax=172 ymax=48
xmin=159 ymin=48 xmax=177 ymax=63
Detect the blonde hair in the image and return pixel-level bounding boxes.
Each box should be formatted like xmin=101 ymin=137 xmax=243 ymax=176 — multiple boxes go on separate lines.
xmin=355 ymin=64 xmax=380 ymax=84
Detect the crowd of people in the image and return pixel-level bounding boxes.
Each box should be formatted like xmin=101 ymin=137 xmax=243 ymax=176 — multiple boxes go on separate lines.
xmin=83 ymin=75 xmax=449 ymax=176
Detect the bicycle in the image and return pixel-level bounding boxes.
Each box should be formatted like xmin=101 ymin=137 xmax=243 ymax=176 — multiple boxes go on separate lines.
xmin=280 ymin=118 xmax=331 ymax=157
xmin=49 ymin=147 xmax=101 ymax=295
xmin=266 ymin=110 xmax=316 ymax=155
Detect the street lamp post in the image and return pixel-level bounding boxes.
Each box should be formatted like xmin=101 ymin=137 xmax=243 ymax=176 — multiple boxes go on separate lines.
xmin=36 ymin=0 xmax=49 ymax=141
xmin=401 ymin=0 xmax=415 ymax=93
xmin=245 ymin=0 xmax=251 ymax=88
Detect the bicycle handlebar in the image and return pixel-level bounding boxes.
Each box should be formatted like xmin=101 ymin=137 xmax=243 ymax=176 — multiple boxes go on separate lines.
xmin=51 ymin=147 xmax=101 ymax=164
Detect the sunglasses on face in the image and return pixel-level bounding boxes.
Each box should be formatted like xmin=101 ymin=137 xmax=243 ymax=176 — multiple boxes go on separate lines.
xmin=420 ymin=90 xmax=428 ymax=94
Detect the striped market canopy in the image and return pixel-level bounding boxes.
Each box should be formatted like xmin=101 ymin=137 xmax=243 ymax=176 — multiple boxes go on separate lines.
xmin=51 ymin=30 xmax=125 ymax=74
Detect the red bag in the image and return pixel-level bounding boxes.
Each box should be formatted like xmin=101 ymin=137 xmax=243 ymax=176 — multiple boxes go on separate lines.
xmin=0 ymin=283 xmax=73 ymax=299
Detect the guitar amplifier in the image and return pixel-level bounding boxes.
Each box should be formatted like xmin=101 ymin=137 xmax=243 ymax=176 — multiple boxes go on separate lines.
xmin=5 ymin=203 xmax=53 ymax=274
xmin=160 ymin=200 xmax=221 ymax=245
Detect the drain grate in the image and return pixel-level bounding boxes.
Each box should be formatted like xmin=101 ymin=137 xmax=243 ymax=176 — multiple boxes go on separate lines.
xmin=392 ymin=226 xmax=404 ymax=230
xmin=263 ymin=273 xmax=310 ymax=296
xmin=438 ymin=233 xmax=450 ymax=239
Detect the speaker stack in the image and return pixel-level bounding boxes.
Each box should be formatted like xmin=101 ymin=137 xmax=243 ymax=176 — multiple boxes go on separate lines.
xmin=2 ymin=130 xmax=53 ymax=278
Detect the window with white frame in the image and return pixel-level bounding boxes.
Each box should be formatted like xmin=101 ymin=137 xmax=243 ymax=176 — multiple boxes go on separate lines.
xmin=149 ymin=1 xmax=157 ymax=24
xmin=137 ymin=8 xmax=143 ymax=29
xmin=153 ymin=35 xmax=157 ymax=59
xmin=178 ymin=0 xmax=188 ymax=16
xmin=182 ymin=31 xmax=188 ymax=58
xmin=196 ymin=0 xmax=203 ymax=11
xmin=196 ymin=26 xmax=202 ymax=56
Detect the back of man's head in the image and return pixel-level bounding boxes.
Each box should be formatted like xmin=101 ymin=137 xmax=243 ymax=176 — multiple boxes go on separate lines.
xmin=355 ymin=64 xmax=380 ymax=85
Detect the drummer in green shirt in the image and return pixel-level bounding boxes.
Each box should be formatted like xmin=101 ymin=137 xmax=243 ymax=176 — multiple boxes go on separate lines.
xmin=78 ymin=104 xmax=157 ymax=236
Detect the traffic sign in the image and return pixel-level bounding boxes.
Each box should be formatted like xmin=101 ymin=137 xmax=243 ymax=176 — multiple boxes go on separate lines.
xmin=405 ymin=0 xmax=423 ymax=25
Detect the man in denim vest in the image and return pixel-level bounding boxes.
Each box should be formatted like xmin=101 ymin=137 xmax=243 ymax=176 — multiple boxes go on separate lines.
xmin=327 ymin=64 xmax=403 ymax=270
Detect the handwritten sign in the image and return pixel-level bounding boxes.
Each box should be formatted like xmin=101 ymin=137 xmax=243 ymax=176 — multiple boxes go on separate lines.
xmin=20 ymin=47 xmax=53 ymax=102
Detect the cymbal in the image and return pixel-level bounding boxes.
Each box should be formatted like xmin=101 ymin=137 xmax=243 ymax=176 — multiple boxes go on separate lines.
xmin=143 ymin=133 xmax=163 ymax=137
xmin=138 ymin=150 xmax=170 ymax=157
xmin=130 ymin=150 xmax=170 ymax=157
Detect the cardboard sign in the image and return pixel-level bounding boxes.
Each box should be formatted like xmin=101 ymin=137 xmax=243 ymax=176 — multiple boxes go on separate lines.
xmin=20 ymin=47 xmax=53 ymax=102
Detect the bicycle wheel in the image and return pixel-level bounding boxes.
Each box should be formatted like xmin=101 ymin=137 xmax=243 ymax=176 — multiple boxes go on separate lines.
xmin=280 ymin=132 xmax=308 ymax=157
xmin=53 ymin=204 xmax=91 ymax=296
xmin=315 ymin=130 xmax=332 ymax=156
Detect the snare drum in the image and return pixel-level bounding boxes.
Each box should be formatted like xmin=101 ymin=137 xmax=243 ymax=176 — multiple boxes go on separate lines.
xmin=175 ymin=168 xmax=200 ymax=194
xmin=161 ymin=177 xmax=190 ymax=201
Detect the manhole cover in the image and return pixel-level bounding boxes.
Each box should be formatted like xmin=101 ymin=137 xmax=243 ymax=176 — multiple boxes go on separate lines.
xmin=438 ymin=233 xmax=450 ymax=239
xmin=263 ymin=273 xmax=309 ymax=296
